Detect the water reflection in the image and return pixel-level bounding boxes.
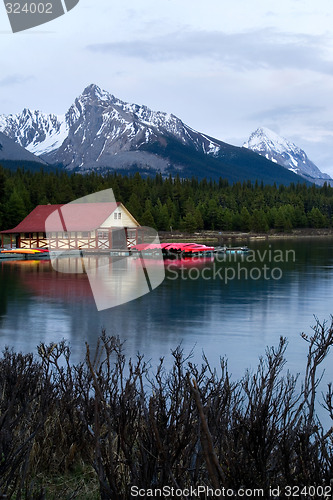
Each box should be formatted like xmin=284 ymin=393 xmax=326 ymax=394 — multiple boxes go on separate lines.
xmin=0 ymin=240 xmax=333 ymax=385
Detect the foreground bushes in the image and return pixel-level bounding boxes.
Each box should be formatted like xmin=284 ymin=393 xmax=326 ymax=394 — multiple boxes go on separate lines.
xmin=1 ymin=319 xmax=333 ymax=499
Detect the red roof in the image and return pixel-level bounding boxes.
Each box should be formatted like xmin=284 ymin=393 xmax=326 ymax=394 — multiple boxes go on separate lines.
xmin=1 ymin=202 xmax=121 ymax=234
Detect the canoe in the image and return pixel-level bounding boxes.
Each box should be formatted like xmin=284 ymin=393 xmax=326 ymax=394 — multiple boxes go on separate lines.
xmin=0 ymin=248 xmax=49 ymax=254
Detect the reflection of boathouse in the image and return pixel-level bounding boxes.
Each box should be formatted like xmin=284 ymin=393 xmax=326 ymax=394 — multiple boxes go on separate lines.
xmin=1 ymin=202 xmax=141 ymax=250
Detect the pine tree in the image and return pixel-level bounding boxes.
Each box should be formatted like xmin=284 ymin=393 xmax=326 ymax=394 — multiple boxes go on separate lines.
xmin=140 ymin=200 xmax=156 ymax=228
xmin=240 ymin=207 xmax=251 ymax=232
xmin=4 ymin=189 xmax=28 ymax=228
xmin=127 ymin=193 xmax=142 ymax=220
xmin=308 ymin=207 xmax=327 ymax=228
xmin=251 ymin=209 xmax=269 ymax=232
xmin=181 ymin=211 xmax=198 ymax=233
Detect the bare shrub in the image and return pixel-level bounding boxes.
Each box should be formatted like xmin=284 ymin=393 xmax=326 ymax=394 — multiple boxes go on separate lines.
xmin=0 ymin=319 xmax=333 ymax=498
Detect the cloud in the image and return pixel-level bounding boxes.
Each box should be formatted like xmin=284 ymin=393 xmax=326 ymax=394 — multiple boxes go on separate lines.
xmin=0 ymin=75 xmax=34 ymax=87
xmin=250 ymin=105 xmax=326 ymax=122
xmin=87 ymin=28 xmax=333 ymax=74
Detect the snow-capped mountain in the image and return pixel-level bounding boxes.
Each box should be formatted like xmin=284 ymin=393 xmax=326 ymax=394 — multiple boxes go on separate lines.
xmin=0 ymin=84 xmax=221 ymax=172
xmin=0 ymin=109 xmax=68 ymax=157
xmin=243 ymin=127 xmax=332 ymax=186
xmin=0 ymin=84 xmax=309 ymax=185
xmin=0 ymin=131 xmax=46 ymax=165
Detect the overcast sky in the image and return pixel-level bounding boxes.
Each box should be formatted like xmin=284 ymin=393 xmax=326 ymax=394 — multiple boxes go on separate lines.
xmin=1 ymin=0 xmax=333 ymax=174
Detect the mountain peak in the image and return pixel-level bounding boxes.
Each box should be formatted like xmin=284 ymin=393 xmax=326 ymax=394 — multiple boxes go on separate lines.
xmin=254 ymin=126 xmax=278 ymax=136
xmin=0 ymin=87 xmax=318 ymax=184
xmin=245 ymin=127 xmax=295 ymax=154
xmin=80 ymin=84 xmax=115 ymax=103
xmin=244 ymin=127 xmax=332 ymax=185
xmin=22 ymin=107 xmax=33 ymax=117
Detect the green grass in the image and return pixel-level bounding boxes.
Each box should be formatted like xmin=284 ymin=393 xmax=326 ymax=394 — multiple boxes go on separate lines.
xmin=34 ymin=465 xmax=100 ymax=500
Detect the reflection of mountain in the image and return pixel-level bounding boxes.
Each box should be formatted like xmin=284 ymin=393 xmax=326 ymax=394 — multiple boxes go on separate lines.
xmin=1 ymin=242 xmax=333 ymax=377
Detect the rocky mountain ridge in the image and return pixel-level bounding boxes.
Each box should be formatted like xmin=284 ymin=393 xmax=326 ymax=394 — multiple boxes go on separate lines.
xmin=0 ymin=85 xmax=312 ymax=185
xmin=243 ymin=127 xmax=332 ymax=186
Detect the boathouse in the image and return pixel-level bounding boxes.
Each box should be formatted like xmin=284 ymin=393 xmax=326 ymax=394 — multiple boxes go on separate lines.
xmin=0 ymin=202 xmax=141 ymax=250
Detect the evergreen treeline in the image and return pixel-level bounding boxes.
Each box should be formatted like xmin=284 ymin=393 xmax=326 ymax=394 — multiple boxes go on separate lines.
xmin=1 ymin=165 xmax=333 ymax=232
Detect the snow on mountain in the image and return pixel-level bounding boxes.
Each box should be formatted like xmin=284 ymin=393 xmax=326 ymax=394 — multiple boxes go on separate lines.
xmin=243 ymin=127 xmax=332 ymax=186
xmin=0 ymin=86 xmax=319 ymax=185
xmin=0 ymin=84 xmax=222 ymax=172
xmin=0 ymin=131 xmax=46 ymax=164
xmin=0 ymin=108 xmax=69 ymax=157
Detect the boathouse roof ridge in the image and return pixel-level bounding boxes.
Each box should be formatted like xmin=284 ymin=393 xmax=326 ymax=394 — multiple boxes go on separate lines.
xmin=1 ymin=202 xmax=122 ymax=233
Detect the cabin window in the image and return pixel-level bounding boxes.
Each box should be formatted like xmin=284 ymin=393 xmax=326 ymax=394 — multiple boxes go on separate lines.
xmin=98 ymin=231 xmax=109 ymax=239
xmin=114 ymin=213 xmax=118 ymax=219
xmin=24 ymin=233 xmax=31 ymax=238
xmin=118 ymin=213 xmax=121 ymax=219
xmin=82 ymin=231 xmax=90 ymax=238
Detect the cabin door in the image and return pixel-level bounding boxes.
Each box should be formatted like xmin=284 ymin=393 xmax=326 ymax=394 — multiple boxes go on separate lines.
xmin=111 ymin=229 xmax=127 ymax=249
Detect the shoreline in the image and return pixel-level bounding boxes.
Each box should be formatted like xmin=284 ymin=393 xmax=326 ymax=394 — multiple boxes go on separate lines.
xmin=159 ymin=228 xmax=333 ymax=243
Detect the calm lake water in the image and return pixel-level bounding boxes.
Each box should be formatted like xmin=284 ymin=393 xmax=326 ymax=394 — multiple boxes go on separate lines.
xmin=1 ymin=238 xmax=333 ymax=389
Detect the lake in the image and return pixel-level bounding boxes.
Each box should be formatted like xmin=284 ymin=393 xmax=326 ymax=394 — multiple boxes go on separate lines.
xmin=1 ymin=238 xmax=333 ymax=391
